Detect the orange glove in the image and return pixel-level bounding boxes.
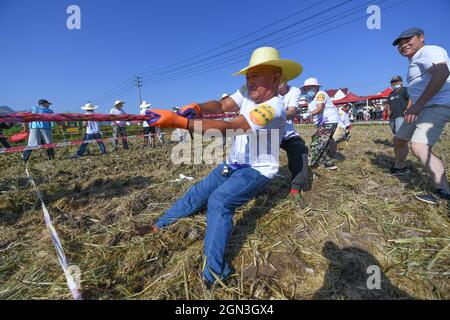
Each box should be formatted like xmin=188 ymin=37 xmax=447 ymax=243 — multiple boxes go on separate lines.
xmin=177 ymin=103 xmax=201 ymax=119
xmin=147 ymin=109 xmax=189 ymax=129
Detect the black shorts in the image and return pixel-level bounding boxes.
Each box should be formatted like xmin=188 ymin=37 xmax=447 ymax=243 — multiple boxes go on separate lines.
xmin=143 ymin=127 xmax=156 ymax=135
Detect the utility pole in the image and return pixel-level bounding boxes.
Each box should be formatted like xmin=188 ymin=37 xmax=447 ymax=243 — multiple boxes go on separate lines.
xmin=135 ymin=76 xmax=143 ymax=104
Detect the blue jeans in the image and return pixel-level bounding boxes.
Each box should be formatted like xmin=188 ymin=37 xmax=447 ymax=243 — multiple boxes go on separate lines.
xmin=77 ymin=133 xmax=107 ymax=156
xmin=156 ymin=163 xmax=271 ymax=284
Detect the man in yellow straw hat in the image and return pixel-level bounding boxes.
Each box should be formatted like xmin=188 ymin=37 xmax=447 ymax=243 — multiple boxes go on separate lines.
xmin=136 ymin=47 xmax=302 ymax=287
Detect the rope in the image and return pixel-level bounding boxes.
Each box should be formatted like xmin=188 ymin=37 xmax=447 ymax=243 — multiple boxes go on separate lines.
xmin=25 ymin=162 xmax=83 ymax=300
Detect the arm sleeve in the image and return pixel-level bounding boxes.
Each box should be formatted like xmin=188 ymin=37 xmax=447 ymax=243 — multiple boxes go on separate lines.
xmin=287 ymin=87 xmax=301 ymax=109
xmin=420 ymin=46 xmax=449 ymax=71
xmin=315 ymin=91 xmax=327 ymax=104
xmin=404 ymin=87 xmax=410 ymax=100
xmin=229 ymin=85 xmax=246 ymax=108
xmin=242 ymin=102 xmax=280 ymax=132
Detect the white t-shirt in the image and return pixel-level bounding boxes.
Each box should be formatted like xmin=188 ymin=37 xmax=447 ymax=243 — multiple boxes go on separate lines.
xmin=140 ymin=108 xmax=150 ymax=127
xmin=338 ymin=109 xmax=350 ymax=129
xmin=308 ymin=90 xmax=340 ymax=126
xmin=110 ymin=107 xmax=126 ymax=127
xmin=407 ymin=45 xmax=450 ymax=106
xmin=279 ymin=85 xmax=301 ymax=140
xmin=228 ymin=85 xmax=286 ymax=178
xmin=85 ymin=112 xmax=100 ymax=134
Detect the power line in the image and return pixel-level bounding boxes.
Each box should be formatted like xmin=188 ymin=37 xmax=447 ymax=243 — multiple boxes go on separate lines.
xmin=137 ymin=0 xmax=405 ymax=86
xmin=90 ymin=0 xmax=339 ymax=101
xmin=138 ymin=0 xmax=385 ymax=84
xmin=90 ymin=0 xmax=405 ymax=100
xmin=136 ymin=0 xmax=329 ymax=78
xmin=137 ymin=0 xmax=352 ymax=81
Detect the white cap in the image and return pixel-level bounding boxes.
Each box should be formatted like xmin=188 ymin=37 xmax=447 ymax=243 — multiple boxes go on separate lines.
xmin=302 ymin=77 xmax=321 ymax=87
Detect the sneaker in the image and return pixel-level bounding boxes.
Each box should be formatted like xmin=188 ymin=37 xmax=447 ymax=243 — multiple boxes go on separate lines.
xmin=415 ymin=189 xmax=450 ymax=205
xmin=323 ymin=162 xmax=337 ymax=170
xmin=389 ymin=165 xmax=410 ymax=175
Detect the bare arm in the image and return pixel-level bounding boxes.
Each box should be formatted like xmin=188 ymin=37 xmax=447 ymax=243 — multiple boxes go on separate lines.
xmin=187 ymin=114 xmax=250 ymax=134
xmin=286 ymin=106 xmax=298 ymax=120
xmin=309 ymin=103 xmax=325 ymax=116
xmin=198 ymin=97 xmax=240 ymax=114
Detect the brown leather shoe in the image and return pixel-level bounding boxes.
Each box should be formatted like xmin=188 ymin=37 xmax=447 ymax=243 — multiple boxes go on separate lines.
xmin=134 ymin=224 xmax=159 ymax=236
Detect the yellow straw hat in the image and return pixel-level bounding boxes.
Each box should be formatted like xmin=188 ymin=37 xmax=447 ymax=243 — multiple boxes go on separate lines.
xmin=234 ymin=47 xmax=302 ymax=81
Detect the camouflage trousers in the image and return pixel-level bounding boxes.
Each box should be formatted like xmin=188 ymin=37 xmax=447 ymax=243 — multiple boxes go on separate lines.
xmin=308 ymin=123 xmax=338 ymax=167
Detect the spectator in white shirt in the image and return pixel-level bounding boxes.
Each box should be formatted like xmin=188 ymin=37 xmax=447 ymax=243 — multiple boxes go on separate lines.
xmin=110 ymin=100 xmax=129 ymax=151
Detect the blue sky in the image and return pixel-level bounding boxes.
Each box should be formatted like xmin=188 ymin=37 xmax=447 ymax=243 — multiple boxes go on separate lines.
xmin=1 ymin=0 xmax=449 ymax=113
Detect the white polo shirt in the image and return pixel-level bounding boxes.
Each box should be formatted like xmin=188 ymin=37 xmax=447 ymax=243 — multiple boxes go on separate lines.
xmin=228 ymin=85 xmax=286 ymax=178
xmin=407 ymin=45 xmax=450 ymax=106
xmin=279 ymin=85 xmax=301 ymax=140
xmin=308 ymin=90 xmax=340 ymax=126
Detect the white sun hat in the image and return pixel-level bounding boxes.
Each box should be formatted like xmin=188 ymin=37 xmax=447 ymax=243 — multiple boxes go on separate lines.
xmin=301 ymin=77 xmax=321 ymax=88
xmin=140 ymin=101 xmax=151 ymax=109
xmin=81 ymin=103 xmax=98 ymax=111
xmin=114 ymin=100 xmax=125 ymax=107
xmin=234 ymin=47 xmax=302 ymax=81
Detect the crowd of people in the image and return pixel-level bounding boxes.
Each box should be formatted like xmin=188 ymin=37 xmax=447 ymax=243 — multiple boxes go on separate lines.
xmin=1 ymin=27 xmax=449 ymax=289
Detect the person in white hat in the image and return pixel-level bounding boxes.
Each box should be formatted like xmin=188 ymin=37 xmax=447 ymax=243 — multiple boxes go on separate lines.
xmin=139 ymin=101 xmax=156 ymax=147
xmin=278 ymin=77 xmax=309 ymax=198
xmin=72 ymin=103 xmax=107 ymax=158
xmin=110 ymin=100 xmax=129 ymax=151
xmin=135 ymin=46 xmax=302 ymax=288
xmin=301 ymin=78 xmax=340 ymax=170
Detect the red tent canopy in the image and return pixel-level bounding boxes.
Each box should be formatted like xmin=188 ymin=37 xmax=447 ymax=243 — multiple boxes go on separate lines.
xmin=367 ymin=88 xmax=393 ymax=100
xmin=333 ymin=92 xmax=366 ymax=105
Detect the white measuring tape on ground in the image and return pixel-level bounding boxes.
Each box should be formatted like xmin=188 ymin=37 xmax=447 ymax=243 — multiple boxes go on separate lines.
xmin=25 ymin=163 xmax=82 ymax=300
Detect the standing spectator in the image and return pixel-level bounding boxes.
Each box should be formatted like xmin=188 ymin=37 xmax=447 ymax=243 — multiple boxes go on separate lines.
xmin=391 ymin=28 xmax=450 ymax=204
xmin=0 ymin=122 xmax=13 ymax=148
xmin=363 ymin=108 xmax=370 ymax=121
xmin=72 ymin=103 xmax=107 ymax=158
xmin=140 ymin=101 xmax=156 ymax=147
xmin=110 ymin=100 xmax=129 ymax=151
xmin=387 ymin=75 xmax=412 ymax=134
xmin=301 ymin=78 xmax=340 ymax=170
xmin=22 ymin=99 xmax=56 ymax=162
xmin=357 ymin=107 xmax=364 ymax=121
